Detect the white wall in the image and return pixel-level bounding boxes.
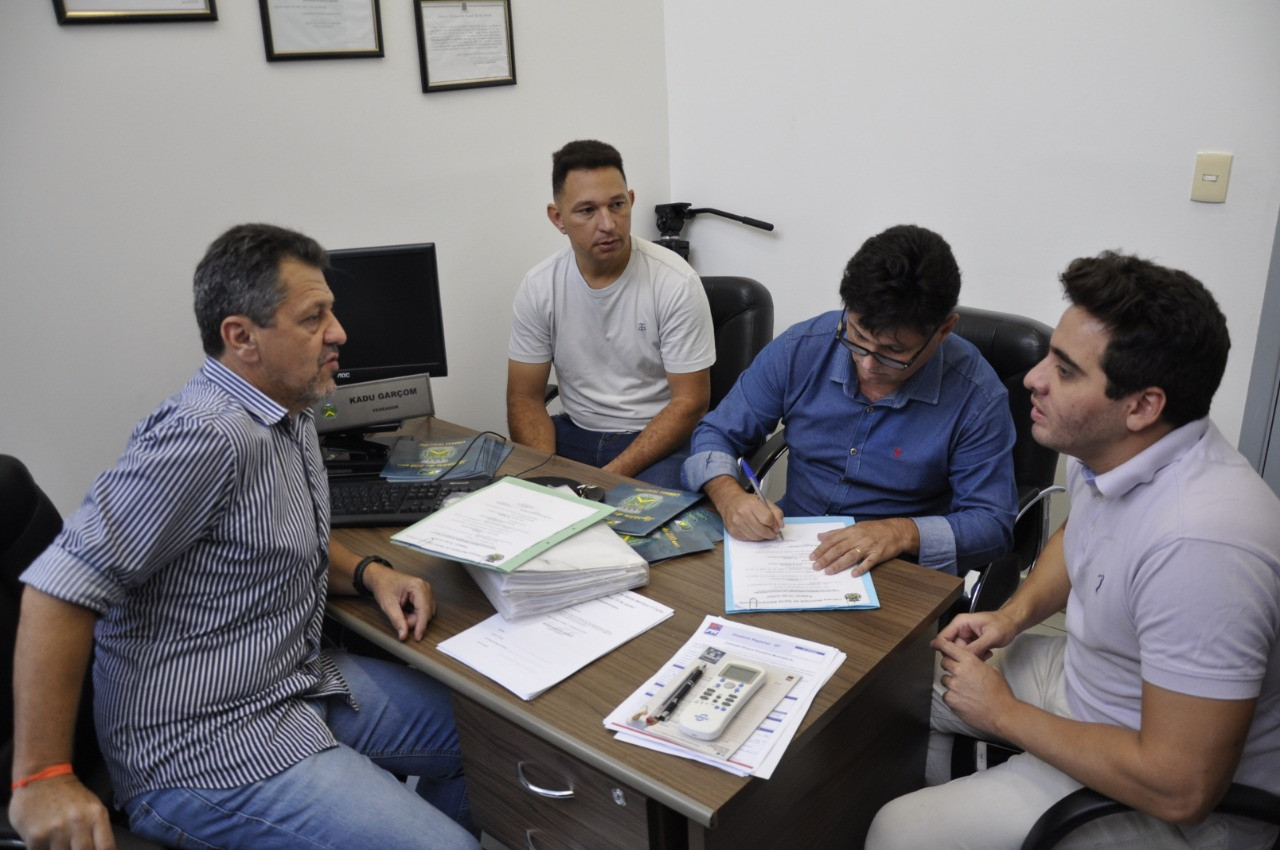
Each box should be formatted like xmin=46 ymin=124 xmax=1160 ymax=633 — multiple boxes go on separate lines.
xmin=0 ymin=1 xmax=673 ymax=513
xmin=7 ymin=2 xmax=1280 ymax=516
xmin=665 ymin=1 xmax=1280 ymax=453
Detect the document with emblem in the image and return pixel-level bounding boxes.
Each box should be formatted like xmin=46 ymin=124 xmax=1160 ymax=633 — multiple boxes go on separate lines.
xmin=391 ymin=477 xmax=614 ymax=572
xmin=724 ymin=517 xmax=880 ymax=613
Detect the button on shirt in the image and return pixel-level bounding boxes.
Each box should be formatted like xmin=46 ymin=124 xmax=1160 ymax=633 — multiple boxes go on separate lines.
xmin=21 ymin=357 xmax=348 ymax=802
xmin=682 ymin=311 xmax=1016 ymax=573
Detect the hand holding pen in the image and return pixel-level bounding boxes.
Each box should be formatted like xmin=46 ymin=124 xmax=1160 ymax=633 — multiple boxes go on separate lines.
xmin=737 ymin=457 xmax=784 ymax=541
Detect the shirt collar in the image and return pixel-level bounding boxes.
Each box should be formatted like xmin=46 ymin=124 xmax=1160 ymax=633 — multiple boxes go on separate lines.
xmin=1084 ymin=417 xmax=1210 ymax=499
xmin=201 ymin=356 xmax=291 ymax=427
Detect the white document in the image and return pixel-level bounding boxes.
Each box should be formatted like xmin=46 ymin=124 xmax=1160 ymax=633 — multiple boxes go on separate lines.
xmin=603 ymin=615 xmax=846 ymax=778
xmin=437 ymin=591 xmax=673 ymax=700
xmin=392 ymin=477 xmax=614 ymax=572
xmin=725 ymin=517 xmax=879 ymax=613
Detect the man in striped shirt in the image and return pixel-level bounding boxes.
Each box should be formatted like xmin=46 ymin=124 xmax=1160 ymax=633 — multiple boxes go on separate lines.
xmin=10 ymin=224 xmax=479 ymax=850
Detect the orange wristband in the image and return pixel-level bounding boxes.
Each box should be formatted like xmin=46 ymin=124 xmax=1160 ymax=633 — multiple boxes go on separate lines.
xmin=10 ymin=763 xmax=74 ymax=790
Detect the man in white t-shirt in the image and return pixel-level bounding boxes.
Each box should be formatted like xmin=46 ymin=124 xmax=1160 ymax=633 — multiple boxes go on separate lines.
xmin=867 ymin=252 xmax=1280 ymax=849
xmin=506 ymin=140 xmax=715 ymax=488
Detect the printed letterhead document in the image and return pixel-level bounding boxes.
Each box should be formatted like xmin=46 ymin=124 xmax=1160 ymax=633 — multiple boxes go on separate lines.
xmin=437 ymin=591 xmax=674 ymax=700
xmin=391 ymin=477 xmax=614 ymax=572
xmin=725 ymin=517 xmax=879 ymax=613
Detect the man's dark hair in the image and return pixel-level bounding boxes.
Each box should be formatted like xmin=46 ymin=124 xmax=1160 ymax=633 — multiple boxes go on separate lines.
xmin=838 ymin=224 xmax=961 ymax=336
xmin=551 ymin=140 xmax=626 ymax=198
xmin=1060 ymin=251 xmax=1228 ymax=428
xmin=193 ymin=223 xmax=328 ymax=357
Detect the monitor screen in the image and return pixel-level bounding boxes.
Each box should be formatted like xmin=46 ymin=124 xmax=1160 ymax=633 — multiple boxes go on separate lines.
xmin=325 ymin=242 xmax=448 ymax=383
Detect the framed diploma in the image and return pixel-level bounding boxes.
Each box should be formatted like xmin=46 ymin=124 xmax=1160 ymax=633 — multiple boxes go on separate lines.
xmin=415 ymin=0 xmax=516 ymax=93
xmin=258 ymin=0 xmax=384 ymax=61
xmin=52 ymin=0 xmax=217 ymax=23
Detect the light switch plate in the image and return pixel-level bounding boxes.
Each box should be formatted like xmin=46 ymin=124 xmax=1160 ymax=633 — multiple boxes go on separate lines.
xmin=1191 ymin=152 xmax=1232 ymax=203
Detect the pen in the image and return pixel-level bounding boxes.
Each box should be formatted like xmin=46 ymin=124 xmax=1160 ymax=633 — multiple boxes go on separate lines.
xmin=651 ymin=664 xmax=705 ymax=724
xmin=738 ymin=457 xmax=782 ymax=540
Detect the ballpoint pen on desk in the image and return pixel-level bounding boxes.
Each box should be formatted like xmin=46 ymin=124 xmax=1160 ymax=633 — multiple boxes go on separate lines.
xmin=737 ymin=456 xmax=782 ymax=540
xmin=638 ymin=664 xmax=705 ymax=725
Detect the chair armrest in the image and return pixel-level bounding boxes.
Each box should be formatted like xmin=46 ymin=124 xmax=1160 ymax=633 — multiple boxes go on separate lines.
xmin=747 ymin=428 xmax=789 ymax=482
xmin=1016 ymin=485 xmax=1065 ymax=524
xmin=1021 ymin=788 xmax=1130 ymax=850
xmin=1022 ymin=783 xmax=1280 ymax=850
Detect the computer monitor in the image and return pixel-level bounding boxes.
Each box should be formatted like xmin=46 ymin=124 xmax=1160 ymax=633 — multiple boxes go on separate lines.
xmin=325 ymin=242 xmax=448 ymax=384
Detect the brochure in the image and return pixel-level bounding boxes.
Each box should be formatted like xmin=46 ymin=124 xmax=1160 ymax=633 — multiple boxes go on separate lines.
xmin=603 ymin=482 xmax=703 ymax=536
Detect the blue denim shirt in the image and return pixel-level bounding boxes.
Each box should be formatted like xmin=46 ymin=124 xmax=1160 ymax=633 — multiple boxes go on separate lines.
xmin=682 ymin=310 xmax=1017 ymax=574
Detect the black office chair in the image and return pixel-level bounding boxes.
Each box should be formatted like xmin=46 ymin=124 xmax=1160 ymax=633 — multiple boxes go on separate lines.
xmin=700 ymin=276 xmax=775 ymax=411
xmin=545 ymin=275 xmax=775 ymax=413
xmin=0 ymin=456 xmax=166 ymax=849
xmin=749 ymin=305 xmax=1062 ymax=615
xmin=1022 ymin=783 xmax=1280 ymax=850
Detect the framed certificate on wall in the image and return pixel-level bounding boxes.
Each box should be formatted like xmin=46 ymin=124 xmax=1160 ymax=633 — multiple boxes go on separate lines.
xmin=415 ymin=0 xmax=516 ymax=93
xmin=53 ymin=0 xmax=217 ymax=24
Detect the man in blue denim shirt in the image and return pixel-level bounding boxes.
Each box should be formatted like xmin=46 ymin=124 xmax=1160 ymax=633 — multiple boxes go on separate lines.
xmin=681 ymin=224 xmax=1017 ymax=577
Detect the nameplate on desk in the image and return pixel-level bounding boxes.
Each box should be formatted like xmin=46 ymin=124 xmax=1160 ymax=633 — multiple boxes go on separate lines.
xmin=311 ymin=374 xmax=434 ymax=434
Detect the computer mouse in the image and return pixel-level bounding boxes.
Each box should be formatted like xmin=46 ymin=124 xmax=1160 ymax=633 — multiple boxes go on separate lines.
xmin=526 ymin=476 xmax=606 ymax=502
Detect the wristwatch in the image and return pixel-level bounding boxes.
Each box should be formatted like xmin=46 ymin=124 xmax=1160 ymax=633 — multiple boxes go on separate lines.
xmin=353 ymin=555 xmax=394 ymax=597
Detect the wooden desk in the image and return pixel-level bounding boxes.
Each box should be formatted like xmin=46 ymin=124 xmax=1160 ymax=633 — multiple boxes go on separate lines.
xmin=328 ymin=418 xmax=961 ymax=849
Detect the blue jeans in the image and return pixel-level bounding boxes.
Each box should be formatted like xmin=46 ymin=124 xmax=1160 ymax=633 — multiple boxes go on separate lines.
xmin=552 ymin=413 xmax=690 ymax=489
xmin=123 ymin=652 xmax=479 ymax=850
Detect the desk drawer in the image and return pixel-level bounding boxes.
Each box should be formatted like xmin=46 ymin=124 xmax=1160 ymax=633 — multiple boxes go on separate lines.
xmin=454 ymin=697 xmax=651 ymax=850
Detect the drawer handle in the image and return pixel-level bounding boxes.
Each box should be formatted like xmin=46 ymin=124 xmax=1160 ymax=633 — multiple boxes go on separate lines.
xmin=516 ymin=761 xmax=574 ymax=799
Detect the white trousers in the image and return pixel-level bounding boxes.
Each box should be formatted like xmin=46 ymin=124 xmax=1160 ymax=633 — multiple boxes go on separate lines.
xmin=865 ymin=633 xmax=1271 ymax=850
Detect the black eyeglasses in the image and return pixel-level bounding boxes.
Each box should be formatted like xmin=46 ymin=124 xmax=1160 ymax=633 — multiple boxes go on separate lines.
xmin=835 ymin=314 xmax=942 ymax=371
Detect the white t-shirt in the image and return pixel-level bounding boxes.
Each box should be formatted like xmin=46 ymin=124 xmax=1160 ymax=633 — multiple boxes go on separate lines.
xmin=508 ymin=236 xmax=715 ymax=433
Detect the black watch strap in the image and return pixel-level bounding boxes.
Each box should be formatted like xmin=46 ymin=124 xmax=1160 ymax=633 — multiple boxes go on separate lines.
xmin=353 ymin=555 xmax=393 ymax=597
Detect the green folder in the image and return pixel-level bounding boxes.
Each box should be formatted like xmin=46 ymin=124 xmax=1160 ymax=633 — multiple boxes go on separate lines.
xmin=391 ymin=477 xmax=616 ymax=572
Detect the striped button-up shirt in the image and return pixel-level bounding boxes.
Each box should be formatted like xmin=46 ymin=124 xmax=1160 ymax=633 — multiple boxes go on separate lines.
xmin=22 ymin=357 xmax=349 ymax=802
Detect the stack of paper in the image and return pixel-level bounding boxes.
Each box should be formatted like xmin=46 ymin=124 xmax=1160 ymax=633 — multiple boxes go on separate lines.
xmin=392 ymin=477 xmax=614 ymax=572
xmin=438 ymin=591 xmax=675 ymax=700
xmin=603 ymin=615 xmax=846 ymax=778
xmin=381 ymin=434 xmax=513 ymax=482
xmin=393 ymin=478 xmax=647 ymax=620
xmin=464 ymin=520 xmax=649 ymax=620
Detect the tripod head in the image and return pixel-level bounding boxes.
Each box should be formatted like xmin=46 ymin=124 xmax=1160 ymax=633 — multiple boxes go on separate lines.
xmin=654 ymin=202 xmax=774 ymax=261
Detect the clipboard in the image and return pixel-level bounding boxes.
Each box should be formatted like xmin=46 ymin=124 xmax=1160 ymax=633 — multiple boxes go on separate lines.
xmin=724 ymin=516 xmax=880 ymax=613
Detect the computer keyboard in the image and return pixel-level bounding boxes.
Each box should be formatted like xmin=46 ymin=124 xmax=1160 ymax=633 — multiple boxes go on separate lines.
xmin=328 ymin=475 xmax=491 ymax=527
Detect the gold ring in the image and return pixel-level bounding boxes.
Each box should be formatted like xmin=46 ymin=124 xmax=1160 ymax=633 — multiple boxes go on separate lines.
xmin=853 ymin=547 xmax=864 ymax=558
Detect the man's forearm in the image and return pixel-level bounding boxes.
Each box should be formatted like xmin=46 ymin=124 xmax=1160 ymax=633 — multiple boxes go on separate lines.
xmin=993 ymin=687 xmax=1250 ymax=825
xmin=12 ymin=589 xmax=96 ymax=775
xmin=607 ymin=396 xmax=705 ymax=478
xmin=1000 ymin=525 xmax=1071 ymax=632
xmin=507 ymin=396 xmax=556 ymax=453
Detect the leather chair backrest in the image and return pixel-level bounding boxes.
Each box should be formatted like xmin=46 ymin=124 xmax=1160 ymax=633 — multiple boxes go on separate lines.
xmin=953 ymin=306 xmax=1057 ymax=492
xmin=701 ymin=276 xmax=774 ymax=410
xmin=1 ymin=455 xmax=64 ymax=802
